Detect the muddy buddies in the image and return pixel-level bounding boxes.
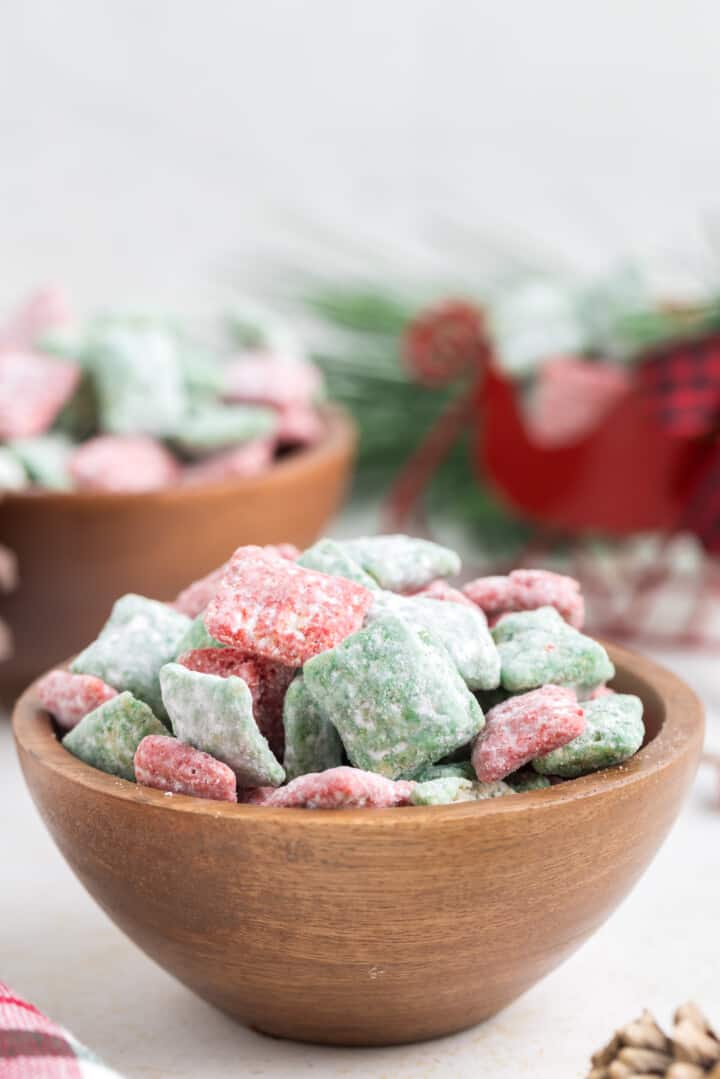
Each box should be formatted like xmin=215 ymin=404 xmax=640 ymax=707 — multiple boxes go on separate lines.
xmin=0 ymin=289 xmax=326 ymax=494
xmin=37 ymin=534 xmax=646 ymax=808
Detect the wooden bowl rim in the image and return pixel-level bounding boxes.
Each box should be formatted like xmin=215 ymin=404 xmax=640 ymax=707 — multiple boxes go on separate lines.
xmin=1 ymin=404 xmax=354 ymax=505
xmin=13 ymin=641 xmax=704 ymax=827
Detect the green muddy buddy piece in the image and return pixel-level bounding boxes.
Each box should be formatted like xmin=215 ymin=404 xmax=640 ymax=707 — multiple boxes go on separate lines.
xmin=338 ymin=534 xmax=461 ymax=592
xmin=88 ymin=324 xmax=188 ymax=437
xmin=297 ymin=538 xmax=379 ymax=590
xmin=533 ymin=693 xmax=644 ymax=778
xmin=492 ymin=606 xmax=614 ymax=692
xmin=303 ymin=613 xmax=484 ymax=780
xmin=71 ymin=594 xmax=191 ymax=721
xmin=369 ymin=591 xmax=500 ymax=690
xmin=174 ymin=612 xmax=225 ymax=656
xmin=0 ymin=447 xmax=28 ymax=491
xmin=171 ymin=402 xmax=276 ymax=455
xmin=9 ymin=434 xmax=73 ymax=490
xmin=411 ymin=760 xmax=477 ymax=783
xmin=160 ymin=663 xmax=284 ymax=786
xmin=506 ymin=769 xmax=552 ymax=792
xmin=282 ymin=674 xmax=345 ymax=781
xmin=62 ymin=691 xmax=165 ymax=781
xmin=410 ymin=776 xmax=514 ymax=806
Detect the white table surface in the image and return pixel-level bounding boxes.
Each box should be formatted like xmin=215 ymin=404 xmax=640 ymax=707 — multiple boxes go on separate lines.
xmin=2 ymin=644 xmax=718 ymax=1079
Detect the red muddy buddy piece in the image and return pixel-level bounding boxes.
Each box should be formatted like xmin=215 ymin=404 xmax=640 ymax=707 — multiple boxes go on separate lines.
xmin=134 ymin=734 xmax=237 ymax=802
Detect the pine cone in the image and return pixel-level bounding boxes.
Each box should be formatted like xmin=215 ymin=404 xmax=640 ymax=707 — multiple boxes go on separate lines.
xmin=589 ymin=1003 xmax=720 ymax=1077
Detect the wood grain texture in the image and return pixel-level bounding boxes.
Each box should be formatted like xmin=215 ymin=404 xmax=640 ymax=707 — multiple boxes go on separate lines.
xmin=0 ymin=405 xmax=354 ymax=703
xmin=12 ymin=643 xmax=703 ymax=1046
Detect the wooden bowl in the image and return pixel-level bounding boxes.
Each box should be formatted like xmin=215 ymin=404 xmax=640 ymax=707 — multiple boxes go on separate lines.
xmin=0 ymin=405 xmax=355 ymax=704
xmin=13 ymin=643 xmax=703 ymax=1047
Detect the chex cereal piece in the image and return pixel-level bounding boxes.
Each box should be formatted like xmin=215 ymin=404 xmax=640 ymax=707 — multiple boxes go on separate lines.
xmin=181 ymin=438 xmax=274 ymax=485
xmin=69 ymin=435 xmax=180 ymax=492
xmin=248 ymin=767 xmax=413 ymax=809
xmin=303 ymin=613 xmax=484 ymax=780
xmin=297 ymin=538 xmax=379 ymax=590
xmin=411 ymin=761 xmax=477 ymax=783
xmin=134 ymin=734 xmax=237 ymax=802
xmin=492 ymin=606 xmax=614 ymax=692
xmin=0 ymin=447 xmax=28 ymax=491
xmin=464 ymin=569 xmax=584 ymax=628
xmin=369 ymin=591 xmax=500 ymax=690
xmin=410 ymin=777 xmax=513 ymax=805
xmin=282 ymin=674 xmax=345 ymax=781
xmin=410 ymin=579 xmax=475 ymax=606
xmin=222 ymin=353 xmax=323 ymax=408
xmin=173 ymin=544 xmax=298 ymax=619
xmin=9 ymin=434 xmax=73 ymax=489
xmin=276 ymin=401 xmax=324 ymax=446
xmin=62 ymin=691 xmax=166 ymax=780
xmin=0 ymin=351 xmax=80 ymax=440
xmin=0 ymin=286 xmax=70 ymax=350
xmin=71 ymin=594 xmax=191 ymax=720
xmin=472 ymin=684 xmax=585 ymax=782
xmin=205 ymin=545 xmax=373 ymax=666
xmin=159 ymin=663 xmax=285 ymax=787
xmin=88 ymin=324 xmax=188 ymax=437
xmin=36 ymin=669 xmax=118 ymax=731
xmin=173 ymin=561 xmax=230 ymax=617
xmin=177 ymin=646 xmax=293 ymax=757
xmin=172 ymin=402 xmax=276 ymax=455
xmin=534 ymin=693 xmax=644 ymax=778
xmin=506 ymin=768 xmax=552 ymax=792
xmin=339 ymin=534 xmax=461 ymax=592
xmin=174 ymin=613 xmax=225 ymax=654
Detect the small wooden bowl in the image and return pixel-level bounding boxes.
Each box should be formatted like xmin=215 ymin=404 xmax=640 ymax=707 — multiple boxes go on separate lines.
xmin=0 ymin=405 xmax=355 ymax=704
xmin=13 ymin=643 xmax=703 ymax=1047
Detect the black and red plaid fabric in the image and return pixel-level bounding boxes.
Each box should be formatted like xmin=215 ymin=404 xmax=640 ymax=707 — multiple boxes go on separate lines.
xmin=639 ymin=332 xmax=720 ymax=552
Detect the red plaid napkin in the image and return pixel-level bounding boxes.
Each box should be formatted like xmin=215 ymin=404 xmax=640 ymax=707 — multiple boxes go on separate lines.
xmin=639 ymin=332 xmax=720 ymax=552
xmin=0 ymin=982 xmax=122 ymax=1078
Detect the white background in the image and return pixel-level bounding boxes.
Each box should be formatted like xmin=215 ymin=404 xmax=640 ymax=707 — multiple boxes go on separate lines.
xmin=2 ymin=1 xmax=720 ymax=316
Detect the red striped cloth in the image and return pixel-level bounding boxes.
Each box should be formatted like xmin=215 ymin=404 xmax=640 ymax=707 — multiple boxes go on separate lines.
xmin=0 ymin=982 xmax=121 ymax=1078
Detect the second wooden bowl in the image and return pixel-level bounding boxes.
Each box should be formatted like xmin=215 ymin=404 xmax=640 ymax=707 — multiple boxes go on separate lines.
xmin=13 ymin=643 xmax=703 ymax=1046
xmin=0 ymin=405 xmax=354 ymax=704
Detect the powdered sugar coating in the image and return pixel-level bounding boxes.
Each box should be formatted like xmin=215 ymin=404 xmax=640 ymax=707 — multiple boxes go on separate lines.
xmin=134 ymin=734 xmax=237 ymax=802
xmin=69 ymin=435 xmax=180 ymax=492
xmin=71 ymin=594 xmax=191 ymax=720
xmin=303 ymin=613 xmax=484 ymax=779
xmin=205 ymin=546 xmax=373 ymax=666
xmin=36 ymin=669 xmax=118 ymax=731
xmin=533 ymin=693 xmax=644 ymax=778
xmin=472 ymin=684 xmax=585 ymax=782
xmin=62 ymin=691 xmax=166 ymax=781
xmin=0 ymin=352 xmax=80 ymax=440
xmin=9 ymin=433 xmax=73 ymax=490
xmin=247 ymin=767 xmax=414 ymax=809
xmin=368 ymin=591 xmax=500 ymax=690
xmin=160 ymin=663 xmax=284 ymax=787
xmin=464 ymin=569 xmax=584 ymax=629
xmin=178 ymin=646 xmax=293 ymax=758
xmin=492 ymin=606 xmax=614 ymax=692
xmin=297 ymin=538 xmax=379 ymax=590
xmin=339 ymin=535 xmax=461 ymax=592
xmin=282 ymin=674 xmax=345 ymax=780
xmin=173 ymin=544 xmax=299 ymax=619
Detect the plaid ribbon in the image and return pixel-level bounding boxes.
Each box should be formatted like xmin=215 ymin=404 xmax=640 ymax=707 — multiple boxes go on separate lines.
xmin=0 ymin=982 xmax=122 ymax=1079
xmin=639 ymin=332 xmax=720 ymax=552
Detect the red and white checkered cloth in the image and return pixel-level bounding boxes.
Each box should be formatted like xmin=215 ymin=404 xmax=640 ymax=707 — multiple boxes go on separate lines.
xmin=0 ymin=982 xmax=122 ymax=1078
